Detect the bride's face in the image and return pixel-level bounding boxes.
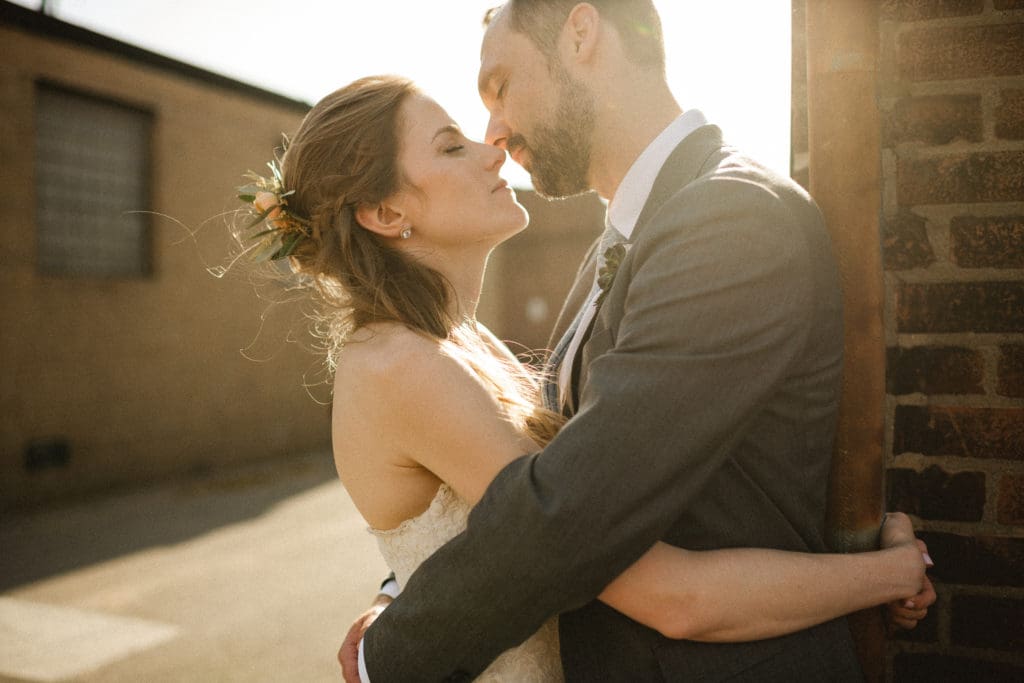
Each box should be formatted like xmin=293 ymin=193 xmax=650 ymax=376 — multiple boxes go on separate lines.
xmin=391 ymin=93 xmax=528 ymax=250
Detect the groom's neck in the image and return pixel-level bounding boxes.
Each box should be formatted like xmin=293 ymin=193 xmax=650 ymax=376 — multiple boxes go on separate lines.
xmin=588 ymin=79 xmax=682 ymax=202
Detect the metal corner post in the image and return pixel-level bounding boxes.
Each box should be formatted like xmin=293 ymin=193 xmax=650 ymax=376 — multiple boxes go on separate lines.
xmin=805 ymin=0 xmax=887 ymax=679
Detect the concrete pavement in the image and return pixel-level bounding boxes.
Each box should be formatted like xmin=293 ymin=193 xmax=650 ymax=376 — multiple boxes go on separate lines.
xmin=1 ymin=453 xmax=388 ymax=682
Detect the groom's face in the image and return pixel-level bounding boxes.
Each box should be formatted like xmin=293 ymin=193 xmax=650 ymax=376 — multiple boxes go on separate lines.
xmin=478 ymin=9 xmax=595 ymax=199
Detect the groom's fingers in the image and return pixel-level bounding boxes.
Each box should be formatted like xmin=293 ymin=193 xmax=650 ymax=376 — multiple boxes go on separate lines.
xmin=890 ymin=616 xmax=920 ymax=631
xmin=885 ymin=603 xmax=922 ymax=631
xmin=885 ymin=575 xmax=937 ymax=632
xmin=338 ymin=638 xmax=361 ymax=683
xmin=339 ymin=603 xmax=390 ymax=682
xmin=915 ymin=575 xmax=937 ymax=608
xmin=890 ymin=603 xmax=928 ymax=620
xmin=338 ymin=617 xmax=364 ymax=682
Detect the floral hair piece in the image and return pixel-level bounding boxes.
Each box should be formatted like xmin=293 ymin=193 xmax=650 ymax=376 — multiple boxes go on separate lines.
xmin=237 ymin=159 xmax=315 ymax=262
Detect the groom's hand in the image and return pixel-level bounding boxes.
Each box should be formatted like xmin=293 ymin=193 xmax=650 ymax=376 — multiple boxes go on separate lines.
xmin=888 ymin=570 xmax=936 ymax=631
xmin=338 ymin=594 xmax=392 ymax=683
xmin=879 ymin=512 xmax=936 ymax=631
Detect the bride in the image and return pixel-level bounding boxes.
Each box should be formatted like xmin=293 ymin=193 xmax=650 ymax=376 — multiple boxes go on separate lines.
xmin=238 ymin=75 xmax=932 ymax=682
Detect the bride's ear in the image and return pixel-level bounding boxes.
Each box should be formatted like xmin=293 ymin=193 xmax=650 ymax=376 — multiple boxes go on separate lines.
xmin=354 ymin=201 xmax=409 ymax=239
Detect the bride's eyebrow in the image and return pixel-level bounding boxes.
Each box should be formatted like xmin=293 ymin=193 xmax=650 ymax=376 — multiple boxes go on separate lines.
xmin=431 ymin=124 xmax=461 ymax=142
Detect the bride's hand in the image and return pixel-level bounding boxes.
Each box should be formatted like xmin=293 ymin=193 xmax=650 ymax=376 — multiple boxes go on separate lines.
xmin=338 ymin=594 xmax=392 ymax=683
xmin=879 ymin=511 xmax=917 ymax=549
xmin=879 ymin=513 xmax=936 ymax=631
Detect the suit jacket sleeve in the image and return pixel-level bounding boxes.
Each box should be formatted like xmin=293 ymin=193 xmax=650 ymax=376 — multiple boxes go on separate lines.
xmin=363 ymin=177 xmax=825 ymax=681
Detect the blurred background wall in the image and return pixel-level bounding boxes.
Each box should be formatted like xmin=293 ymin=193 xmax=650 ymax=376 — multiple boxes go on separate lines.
xmin=0 ymin=7 xmax=324 ymax=509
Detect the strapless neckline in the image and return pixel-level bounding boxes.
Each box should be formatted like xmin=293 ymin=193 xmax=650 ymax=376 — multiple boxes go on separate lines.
xmin=367 ymin=483 xmax=459 ymax=537
xmin=365 ymin=481 xmax=563 ymax=681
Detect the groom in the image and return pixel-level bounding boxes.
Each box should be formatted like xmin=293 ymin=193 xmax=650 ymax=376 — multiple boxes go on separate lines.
xmin=348 ymin=2 xmax=921 ymax=680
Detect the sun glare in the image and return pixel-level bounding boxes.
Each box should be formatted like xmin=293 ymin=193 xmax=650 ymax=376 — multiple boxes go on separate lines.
xmin=13 ymin=0 xmax=792 ymax=182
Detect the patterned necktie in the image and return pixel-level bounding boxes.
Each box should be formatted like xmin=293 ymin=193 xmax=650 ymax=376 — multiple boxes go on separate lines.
xmin=542 ymin=291 xmax=591 ymax=412
xmin=542 ymin=218 xmax=623 ymax=413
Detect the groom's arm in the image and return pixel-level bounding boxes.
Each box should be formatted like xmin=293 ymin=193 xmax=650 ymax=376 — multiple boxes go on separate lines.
xmin=363 ymin=180 xmax=831 ymax=681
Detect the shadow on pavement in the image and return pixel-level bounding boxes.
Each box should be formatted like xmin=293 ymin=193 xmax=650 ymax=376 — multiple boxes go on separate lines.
xmin=0 ymin=452 xmax=336 ymax=592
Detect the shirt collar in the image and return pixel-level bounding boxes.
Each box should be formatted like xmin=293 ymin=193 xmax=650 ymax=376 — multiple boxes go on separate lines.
xmin=606 ymin=109 xmax=708 ymax=239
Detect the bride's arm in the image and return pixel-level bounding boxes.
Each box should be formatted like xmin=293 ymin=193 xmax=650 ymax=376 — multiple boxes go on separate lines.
xmin=598 ymin=512 xmax=931 ymax=641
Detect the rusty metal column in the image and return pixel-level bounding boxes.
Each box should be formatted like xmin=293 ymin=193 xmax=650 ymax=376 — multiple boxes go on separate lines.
xmin=805 ymin=1 xmax=886 ymax=679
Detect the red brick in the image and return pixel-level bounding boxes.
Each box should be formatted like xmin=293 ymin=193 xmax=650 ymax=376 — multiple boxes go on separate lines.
xmin=895 ymin=282 xmax=1024 ymax=334
xmin=996 ymin=89 xmax=1024 ymax=140
xmin=999 ymin=345 xmax=1024 ymax=398
xmin=887 ymin=346 xmax=984 ymax=394
xmin=898 ymin=151 xmax=1024 ymax=205
xmin=885 ymin=95 xmax=983 ymax=146
xmin=894 ymin=405 xmax=1024 ymax=460
xmin=894 ymin=652 xmax=1024 ymax=681
xmin=919 ymin=531 xmax=1024 ymax=586
xmin=899 ymin=24 xmax=1024 ymax=82
xmin=951 ymin=215 xmax=1024 ymax=268
xmin=887 ymin=465 xmax=986 ymax=521
xmin=998 ymin=473 xmax=1024 ymax=524
xmin=883 ymin=0 xmax=984 ymax=21
xmin=882 ymin=211 xmax=936 ymax=270
xmin=951 ymin=595 xmax=1024 ymax=651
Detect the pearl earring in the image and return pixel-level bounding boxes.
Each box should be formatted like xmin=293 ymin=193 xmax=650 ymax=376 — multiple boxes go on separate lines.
xmin=400 ymin=225 xmax=412 ymax=240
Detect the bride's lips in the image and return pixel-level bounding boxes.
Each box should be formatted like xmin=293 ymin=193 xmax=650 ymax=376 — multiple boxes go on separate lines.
xmin=491 ymin=179 xmax=509 ymax=193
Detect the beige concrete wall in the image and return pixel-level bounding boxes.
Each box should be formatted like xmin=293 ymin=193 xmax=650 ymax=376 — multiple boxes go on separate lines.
xmin=0 ymin=25 xmax=328 ymax=509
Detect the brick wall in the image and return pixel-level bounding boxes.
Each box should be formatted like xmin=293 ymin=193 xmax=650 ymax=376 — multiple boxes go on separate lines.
xmin=880 ymin=1 xmax=1024 ymax=677
xmin=793 ymin=1 xmax=1024 ymax=679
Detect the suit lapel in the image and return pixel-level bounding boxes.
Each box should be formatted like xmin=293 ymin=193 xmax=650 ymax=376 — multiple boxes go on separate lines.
xmin=630 ymin=124 xmax=724 ymax=241
xmin=569 ymin=125 xmax=725 ymax=403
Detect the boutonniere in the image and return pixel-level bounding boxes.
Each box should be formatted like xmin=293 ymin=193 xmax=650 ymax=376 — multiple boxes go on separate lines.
xmin=596 ymin=242 xmax=630 ymax=307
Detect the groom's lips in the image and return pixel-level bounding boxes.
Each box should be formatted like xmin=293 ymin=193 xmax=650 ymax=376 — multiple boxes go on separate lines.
xmin=511 ymin=149 xmax=530 ymax=171
xmin=491 ymin=179 xmax=509 ymax=193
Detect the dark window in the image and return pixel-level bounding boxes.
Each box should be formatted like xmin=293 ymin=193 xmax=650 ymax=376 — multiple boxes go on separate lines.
xmin=34 ymin=82 xmax=153 ymax=277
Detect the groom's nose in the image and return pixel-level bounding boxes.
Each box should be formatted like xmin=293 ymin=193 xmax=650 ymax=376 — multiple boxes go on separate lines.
xmin=485 ymin=114 xmax=509 ymax=150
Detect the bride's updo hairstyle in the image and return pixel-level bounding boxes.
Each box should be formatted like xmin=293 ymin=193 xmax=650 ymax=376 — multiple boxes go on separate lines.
xmin=282 ymin=75 xmax=454 ymax=340
xmin=263 ymin=75 xmax=564 ymax=445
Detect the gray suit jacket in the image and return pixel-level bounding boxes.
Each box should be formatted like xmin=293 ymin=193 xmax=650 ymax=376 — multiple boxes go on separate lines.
xmin=363 ymin=125 xmax=862 ymax=682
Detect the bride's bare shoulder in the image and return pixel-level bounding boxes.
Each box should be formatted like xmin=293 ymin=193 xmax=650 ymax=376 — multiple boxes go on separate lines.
xmin=333 ymin=323 xmax=462 ymax=400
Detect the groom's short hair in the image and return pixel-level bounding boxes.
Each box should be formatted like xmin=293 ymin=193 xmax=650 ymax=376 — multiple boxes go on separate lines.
xmin=485 ymin=1 xmax=666 ymax=73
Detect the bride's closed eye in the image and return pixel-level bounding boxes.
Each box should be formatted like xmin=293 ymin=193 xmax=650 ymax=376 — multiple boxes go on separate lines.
xmin=443 ymin=144 xmax=465 ymax=154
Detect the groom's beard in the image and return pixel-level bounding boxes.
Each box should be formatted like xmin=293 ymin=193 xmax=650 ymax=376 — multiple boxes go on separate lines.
xmin=523 ymin=66 xmax=595 ymax=199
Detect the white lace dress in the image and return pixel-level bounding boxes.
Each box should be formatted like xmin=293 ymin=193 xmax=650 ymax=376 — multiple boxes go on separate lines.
xmin=369 ymin=483 xmax=564 ymax=682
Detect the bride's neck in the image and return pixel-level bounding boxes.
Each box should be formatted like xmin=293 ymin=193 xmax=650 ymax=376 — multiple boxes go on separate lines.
xmin=432 ymin=249 xmax=490 ymax=325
